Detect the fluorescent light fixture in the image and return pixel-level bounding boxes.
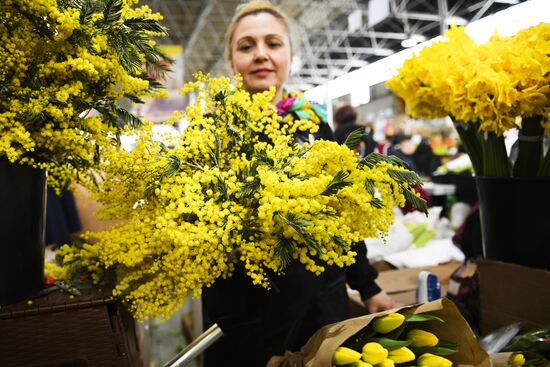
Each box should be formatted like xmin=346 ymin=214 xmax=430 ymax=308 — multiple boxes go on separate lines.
xmin=495 ymin=0 xmax=519 ymax=4
xmin=445 ymin=15 xmax=468 ymax=26
xmin=400 ymin=34 xmax=426 ymax=48
xmin=306 ymin=0 xmax=550 ymax=105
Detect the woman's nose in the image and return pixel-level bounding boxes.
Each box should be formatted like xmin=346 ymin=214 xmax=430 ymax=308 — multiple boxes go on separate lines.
xmin=254 ymin=45 xmax=268 ymax=62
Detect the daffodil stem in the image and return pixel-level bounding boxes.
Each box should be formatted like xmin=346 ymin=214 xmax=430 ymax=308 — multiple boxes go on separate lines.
xmin=513 ymin=115 xmax=543 ymax=177
xmin=483 ymin=132 xmax=510 ymax=177
xmin=454 ymin=121 xmax=484 ymax=175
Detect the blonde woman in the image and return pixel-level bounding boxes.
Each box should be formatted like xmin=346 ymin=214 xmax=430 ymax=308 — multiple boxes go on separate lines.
xmin=202 ymin=2 xmax=394 ymax=365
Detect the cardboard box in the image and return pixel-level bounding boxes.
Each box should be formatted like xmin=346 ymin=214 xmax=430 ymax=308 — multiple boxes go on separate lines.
xmin=477 ymin=260 xmax=550 ymax=335
xmin=349 ymin=261 xmax=463 ymax=316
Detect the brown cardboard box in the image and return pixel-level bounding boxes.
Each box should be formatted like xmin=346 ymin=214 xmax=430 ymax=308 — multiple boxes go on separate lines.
xmin=349 ymin=261 xmax=463 ymax=316
xmin=476 ymin=260 xmax=550 ymax=335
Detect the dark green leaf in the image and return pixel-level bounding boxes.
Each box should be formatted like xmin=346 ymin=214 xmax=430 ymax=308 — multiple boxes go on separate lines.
xmin=321 ymin=170 xmax=353 ymax=196
xmin=281 ymin=213 xmax=321 ymax=253
xmin=103 ymin=0 xmax=123 ymax=25
xmin=344 ymin=127 xmax=365 ymax=150
xmin=275 ymin=235 xmax=294 ymax=269
xmin=123 ymin=17 xmax=167 ymax=34
xmin=410 ymin=346 xmax=457 ymax=356
xmin=375 ymin=337 xmax=412 ymax=351
xmin=364 ymin=178 xmax=385 ymax=209
xmin=114 ymin=105 xmax=142 ymax=129
xmin=403 ymin=188 xmax=428 ymax=214
xmin=403 ymin=312 xmax=444 ymax=323
xmin=359 ymin=152 xmax=410 ymax=169
xmin=163 ymin=155 xmax=181 ymax=177
xmin=387 ymin=168 xmax=422 ymax=185
xmin=332 ymin=235 xmax=348 ymax=248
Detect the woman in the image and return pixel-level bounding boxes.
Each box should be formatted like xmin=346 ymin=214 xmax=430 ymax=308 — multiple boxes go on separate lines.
xmin=202 ymin=2 xmax=394 ymax=365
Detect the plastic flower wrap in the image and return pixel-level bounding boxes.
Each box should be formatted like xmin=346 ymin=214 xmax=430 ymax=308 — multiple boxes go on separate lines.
xmin=387 ymin=24 xmax=550 ymax=177
xmin=55 ymin=74 xmax=426 ymax=321
xmin=0 ymin=0 xmax=170 ymax=190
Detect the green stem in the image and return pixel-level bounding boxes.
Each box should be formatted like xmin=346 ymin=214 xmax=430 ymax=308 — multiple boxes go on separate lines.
xmin=482 ymin=131 xmax=510 ymax=177
xmin=513 ymin=115 xmax=544 ymax=177
xmin=454 ymin=120 xmax=484 ymax=176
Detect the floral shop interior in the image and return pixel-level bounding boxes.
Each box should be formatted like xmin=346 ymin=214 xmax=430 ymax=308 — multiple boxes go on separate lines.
xmin=1 ymin=0 xmax=549 ymax=366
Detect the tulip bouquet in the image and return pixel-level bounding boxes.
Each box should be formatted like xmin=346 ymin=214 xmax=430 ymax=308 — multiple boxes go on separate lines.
xmin=332 ymin=312 xmax=457 ymax=367
xmin=268 ymin=299 xmax=490 ymax=367
xmin=386 ymin=24 xmax=550 ymax=178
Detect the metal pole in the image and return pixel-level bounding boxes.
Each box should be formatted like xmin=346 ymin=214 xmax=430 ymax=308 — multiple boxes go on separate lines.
xmin=163 ymin=323 xmax=224 ymax=367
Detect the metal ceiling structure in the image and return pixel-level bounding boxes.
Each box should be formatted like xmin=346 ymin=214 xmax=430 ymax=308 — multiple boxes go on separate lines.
xmin=144 ymin=0 xmax=525 ymax=90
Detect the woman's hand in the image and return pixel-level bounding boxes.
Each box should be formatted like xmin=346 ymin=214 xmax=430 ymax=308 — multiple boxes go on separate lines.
xmin=364 ymin=290 xmax=396 ymax=313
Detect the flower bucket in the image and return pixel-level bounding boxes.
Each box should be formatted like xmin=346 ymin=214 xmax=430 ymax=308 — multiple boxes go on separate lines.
xmin=0 ymin=159 xmax=47 ymax=305
xmin=476 ymin=176 xmax=550 ymax=270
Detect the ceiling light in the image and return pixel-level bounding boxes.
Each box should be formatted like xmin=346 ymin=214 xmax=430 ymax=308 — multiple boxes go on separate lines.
xmin=446 ymin=15 xmax=468 ymax=26
xmin=495 ymin=0 xmax=519 ymax=4
xmin=401 ymin=34 xmax=426 ymax=48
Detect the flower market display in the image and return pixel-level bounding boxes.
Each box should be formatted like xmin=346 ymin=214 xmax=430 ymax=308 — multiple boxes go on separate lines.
xmin=386 ymin=24 xmax=550 ymax=178
xmin=54 ymin=74 xmax=427 ymax=321
xmin=0 ymin=0 xmax=170 ymax=190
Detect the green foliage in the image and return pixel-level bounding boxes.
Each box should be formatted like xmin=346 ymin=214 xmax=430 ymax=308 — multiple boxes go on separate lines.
xmin=321 ymin=170 xmax=353 ymax=196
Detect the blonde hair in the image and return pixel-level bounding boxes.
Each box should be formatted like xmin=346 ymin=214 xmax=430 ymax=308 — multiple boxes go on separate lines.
xmin=225 ymin=0 xmax=291 ymax=62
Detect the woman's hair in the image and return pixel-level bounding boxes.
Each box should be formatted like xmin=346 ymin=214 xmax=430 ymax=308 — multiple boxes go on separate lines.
xmin=333 ymin=104 xmax=358 ymax=126
xmin=225 ymin=0 xmax=291 ymax=62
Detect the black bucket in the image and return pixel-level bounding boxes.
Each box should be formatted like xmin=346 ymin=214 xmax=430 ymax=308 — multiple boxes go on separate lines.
xmin=0 ymin=159 xmax=47 ymax=305
xmin=476 ymin=176 xmax=550 ymax=270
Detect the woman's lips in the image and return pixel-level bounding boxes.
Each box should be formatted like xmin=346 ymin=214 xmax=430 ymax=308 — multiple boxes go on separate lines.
xmin=251 ymin=69 xmax=273 ymax=77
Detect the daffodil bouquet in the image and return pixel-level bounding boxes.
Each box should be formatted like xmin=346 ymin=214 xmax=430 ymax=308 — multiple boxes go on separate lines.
xmin=55 ymin=74 xmax=426 ymax=321
xmin=387 ymin=24 xmax=550 ymax=177
xmin=0 ymin=0 xmax=170 ymax=190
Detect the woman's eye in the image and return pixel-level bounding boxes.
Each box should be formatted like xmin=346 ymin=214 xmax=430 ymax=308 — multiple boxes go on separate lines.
xmin=238 ymin=43 xmax=252 ymax=51
xmin=268 ymin=41 xmax=281 ymax=48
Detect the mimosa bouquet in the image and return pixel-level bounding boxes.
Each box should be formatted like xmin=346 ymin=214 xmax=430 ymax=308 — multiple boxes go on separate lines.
xmin=0 ymin=0 xmax=170 ymax=190
xmin=386 ymin=24 xmax=550 ymax=177
xmin=53 ymin=74 xmax=426 ymax=321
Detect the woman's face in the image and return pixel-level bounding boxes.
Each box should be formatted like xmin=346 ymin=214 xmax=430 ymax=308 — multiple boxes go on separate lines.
xmin=230 ymin=12 xmax=291 ymax=102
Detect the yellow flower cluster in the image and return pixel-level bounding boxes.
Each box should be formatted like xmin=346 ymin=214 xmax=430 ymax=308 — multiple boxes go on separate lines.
xmin=387 ymin=24 xmax=550 ymax=136
xmin=59 ymin=74 xmax=423 ymax=321
xmin=0 ymin=0 xmax=168 ymax=190
xmin=333 ymin=312 xmax=455 ymax=367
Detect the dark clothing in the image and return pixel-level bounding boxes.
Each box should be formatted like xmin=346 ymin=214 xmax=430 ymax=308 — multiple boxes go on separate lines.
xmin=46 ymin=187 xmax=82 ymax=247
xmin=202 ymin=242 xmax=379 ymax=366
xmin=203 ymin=103 xmax=381 ymax=366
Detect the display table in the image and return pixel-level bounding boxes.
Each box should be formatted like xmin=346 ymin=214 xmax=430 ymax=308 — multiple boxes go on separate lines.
xmin=0 ymin=288 xmax=141 ymax=367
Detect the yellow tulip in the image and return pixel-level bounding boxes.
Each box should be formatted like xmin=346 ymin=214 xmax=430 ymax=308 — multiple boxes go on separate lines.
xmin=362 ymin=342 xmax=389 ymax=365
xmin=372 ymin=313 xmax=406 ymax=334
xmin=379 ymin=358 xmax=396 ymax=367
xmin=508 ymin=353 xmax=525 ymax=367
xmin=388 ymin=347 xmax=416 ymax=364
xmin=407 ymin=329 xmax=439 ymax=347
xmin=333 ymin=347 xmax=362 ymax=365
xmin=417 ymin=353 xmax=453 ymax=367
xmin=350 ymin=361 xmax=373 ymax=367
